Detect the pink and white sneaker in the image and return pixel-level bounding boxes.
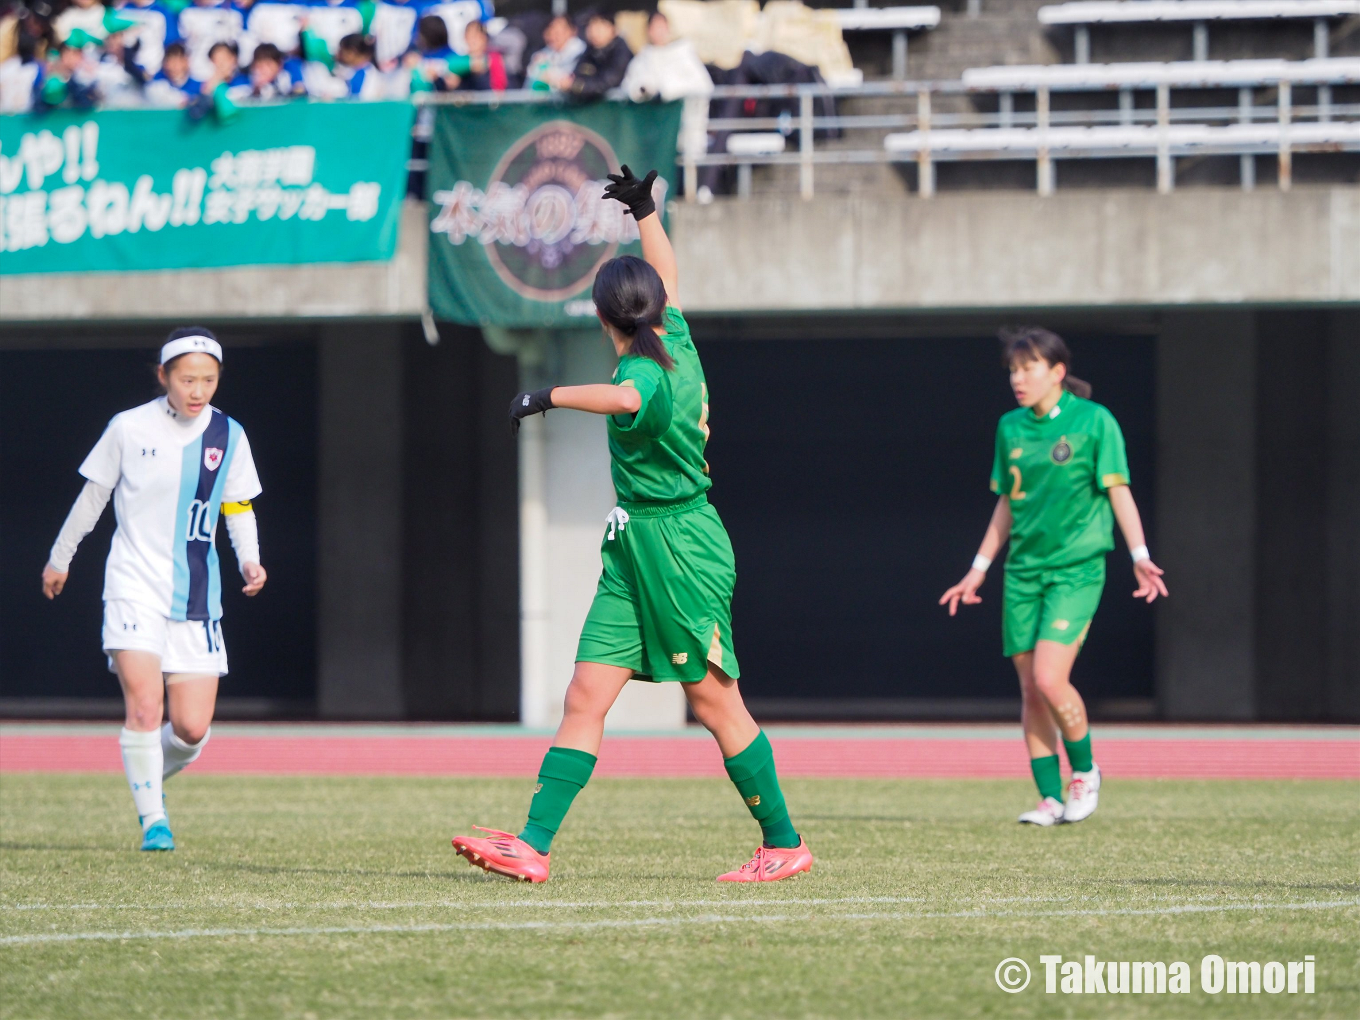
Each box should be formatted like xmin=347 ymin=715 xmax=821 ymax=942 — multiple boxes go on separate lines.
xmin=1018 ymin=796 xmax=1066 ymax=826
xmin=717 ymin=839 xmax=814 ymax=882
xmin=1063 ymin=764 xmax=1101 ymax=823
xmin=451 ymin=826 xmax=550 ymax=883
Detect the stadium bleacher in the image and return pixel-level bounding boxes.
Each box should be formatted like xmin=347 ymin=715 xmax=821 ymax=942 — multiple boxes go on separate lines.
xmin=832 ymin=5 xmax=940 ymax=80
xmin=1039 ymin=0 xmax=1360 ymax=64
xmin=5 ymin=0 xmax=1358 ymax=199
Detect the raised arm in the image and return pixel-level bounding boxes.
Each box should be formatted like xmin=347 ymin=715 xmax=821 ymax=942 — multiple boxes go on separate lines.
xmin=1108 ymin=485 xmax=1168 ymax=602
xmin=604 ymin=165 xmax=679 ymax=307
xmin=637 ymin=211 xmax=679 ymax=309
xmin=939 ymin=496 xmax=1012 ymax=616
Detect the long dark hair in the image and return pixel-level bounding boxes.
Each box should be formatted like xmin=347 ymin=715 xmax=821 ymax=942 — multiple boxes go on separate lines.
xmin=999 ymin=326 xmax=1091 ymax=399
xmin=592 ymin=255 xmax=673 ymax=370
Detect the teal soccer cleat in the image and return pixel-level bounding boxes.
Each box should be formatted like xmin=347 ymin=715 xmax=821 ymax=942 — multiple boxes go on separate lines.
xmin=140 ymin=818 xmax=175 ymax=851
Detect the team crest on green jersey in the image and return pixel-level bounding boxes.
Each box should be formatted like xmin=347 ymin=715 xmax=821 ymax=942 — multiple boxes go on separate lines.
xmin=1051 ymin=437 xmax=1073 ymax=464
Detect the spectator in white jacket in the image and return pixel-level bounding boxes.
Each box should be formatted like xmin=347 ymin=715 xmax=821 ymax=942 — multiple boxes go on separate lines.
xmin=621 ymin=11 xmax=712 ymax=165
xmin=525 ymin=13 xmax=584 ymax=92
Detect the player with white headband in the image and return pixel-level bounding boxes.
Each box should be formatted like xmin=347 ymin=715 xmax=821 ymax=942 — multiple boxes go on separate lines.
xmin=42 ymin=327 xmax=265 ymax=852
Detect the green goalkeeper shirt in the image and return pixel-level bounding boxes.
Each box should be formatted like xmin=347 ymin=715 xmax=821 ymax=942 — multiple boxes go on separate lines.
xmin=990 ymin=390 xmax=1130 ymax=573
xmin=607 ymin=306 xmax=714 ymax=505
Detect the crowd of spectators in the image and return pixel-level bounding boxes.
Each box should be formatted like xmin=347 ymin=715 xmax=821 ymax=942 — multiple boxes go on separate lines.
xmin=0 ymin=0 xmax=735 ymax=111
xmin=2 ymin=0 xmax=838 ymax=196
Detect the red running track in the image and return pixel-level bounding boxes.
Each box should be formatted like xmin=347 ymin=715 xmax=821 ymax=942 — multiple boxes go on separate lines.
xmin=1 ymin=732 xmax=1356 ymax=779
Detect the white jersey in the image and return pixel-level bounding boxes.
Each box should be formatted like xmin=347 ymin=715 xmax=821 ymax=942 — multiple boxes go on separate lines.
xmin=79 ymin=398 xmax=261 ymax=622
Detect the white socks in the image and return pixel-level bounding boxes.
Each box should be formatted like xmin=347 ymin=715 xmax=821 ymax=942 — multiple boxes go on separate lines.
xmin=119 ymin=727 xmax=165 ymax=830
xmin=161 ymin=722 xmax=210 ymax=780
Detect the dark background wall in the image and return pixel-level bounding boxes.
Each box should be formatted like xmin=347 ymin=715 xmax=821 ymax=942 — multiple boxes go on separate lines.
xmin=402 ymin=325 xmax=521 ymax=720
xmin=3 ymin=309 xmax=1355 ymax=722
xmin=0 ymin=323 xmax=520 ymax=720
xmin=696 ymin=324 xmax=1157 ymax=716
xmin=1 ymin=339 xmax=318 ymax=712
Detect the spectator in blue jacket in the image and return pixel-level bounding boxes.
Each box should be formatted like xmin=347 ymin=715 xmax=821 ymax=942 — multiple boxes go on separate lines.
xmin=33 ymin=35 xmax=102 ymax=109
xmin=241 ymin=41 xmax=307 ymax=98
xmin=114 ymin=0 xmax=182 ymax=76
xmin=145 ymin=40 xmax=203 ymax=105
xmin=334 ymin=32 xmax=385 ymax=98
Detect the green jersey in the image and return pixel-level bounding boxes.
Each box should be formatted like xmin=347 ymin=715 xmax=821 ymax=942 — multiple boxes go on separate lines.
xmin=607 ymin=306 xmax=713 ymax=504
xmin=990 ymin=390 xmax=1130 ymax=572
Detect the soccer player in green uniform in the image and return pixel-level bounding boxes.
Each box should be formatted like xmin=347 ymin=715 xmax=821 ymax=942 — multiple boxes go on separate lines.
xmin=941 ymin=328 xmax=1167 ymax=826
xmin=451 ymin=167 xmax=813 ymax=883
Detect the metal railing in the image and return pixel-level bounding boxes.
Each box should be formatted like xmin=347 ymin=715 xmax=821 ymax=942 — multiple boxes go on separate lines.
xmin=414 ymin=77 xmax=1360 ymax=198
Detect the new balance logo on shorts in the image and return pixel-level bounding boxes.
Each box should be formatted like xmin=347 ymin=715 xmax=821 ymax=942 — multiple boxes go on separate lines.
xmin=671 ymin=652 xmax=688 ymax=664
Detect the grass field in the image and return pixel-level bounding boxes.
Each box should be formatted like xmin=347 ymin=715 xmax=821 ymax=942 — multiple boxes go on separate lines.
xmin=2 ymin=774 xmax=1357 ymax=1018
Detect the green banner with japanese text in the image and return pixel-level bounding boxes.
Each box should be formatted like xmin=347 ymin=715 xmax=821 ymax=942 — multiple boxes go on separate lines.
xmin=0 ymin=102 xmax=414 ymax=275
xmin=425 ymin=100 xmax=683 ymax=327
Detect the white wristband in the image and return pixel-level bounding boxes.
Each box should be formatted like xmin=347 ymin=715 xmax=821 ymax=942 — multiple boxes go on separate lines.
xmin=1130 ymin=545 xmax=1150 ymax=564
xmin=972 ymin=554 xmax=992 ymax=572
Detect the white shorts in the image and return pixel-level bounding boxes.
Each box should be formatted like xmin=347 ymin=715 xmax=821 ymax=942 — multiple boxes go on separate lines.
xmin=102 ymin=599 xmax=228 ymax=677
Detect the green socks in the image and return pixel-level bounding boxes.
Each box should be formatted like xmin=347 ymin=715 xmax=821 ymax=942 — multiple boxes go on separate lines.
xmin=1031 ymin=736 xmax=1092 ymax=801
xmin=519 ymin=746 xmax=596 ymax=854
xmin=1030 ymin=755 xmax=1064 ymax=802
xmin=723 ymin=731 xmax=800 ymax=849
xmin=518 ymin=735 xmax=802 ymax=855
xmin=1063 ymin=732 xmax=1094 ymax=774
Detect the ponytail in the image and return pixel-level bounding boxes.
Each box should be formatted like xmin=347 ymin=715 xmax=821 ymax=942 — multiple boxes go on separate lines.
xmin=628 ymin=315 xmax=673 ymax=370
xmin=592 ymin=255 xmax=674 ymax=371
xmin=1063 ymin=374 xmax=1092 ymax=399
xmin=999 ymin=326 xmax=1091 ymax=398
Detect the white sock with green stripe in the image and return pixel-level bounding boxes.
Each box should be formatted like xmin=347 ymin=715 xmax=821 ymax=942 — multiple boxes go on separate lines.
xmin=119 ymin=727 xmax=165 ymax=831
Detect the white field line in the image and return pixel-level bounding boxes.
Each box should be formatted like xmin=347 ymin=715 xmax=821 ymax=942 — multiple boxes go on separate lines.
xmin=1 ymin=896 xmax=925 ymax=912
xmin=2 ymin=899 xmax=1356 ymax=947
xmin=1 ymin=890 xmax=1276 ymax=912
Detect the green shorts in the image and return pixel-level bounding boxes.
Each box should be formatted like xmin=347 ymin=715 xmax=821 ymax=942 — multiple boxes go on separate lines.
xmin=1002 ymin=557 xmax=1106 ymax=657
xmin=576 ymin=494 xmax=740 ymax=682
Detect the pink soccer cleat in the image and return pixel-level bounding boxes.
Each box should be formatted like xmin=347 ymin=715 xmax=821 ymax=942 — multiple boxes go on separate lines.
xmin=717 ymin=839 xmax=814 ymax=882
xmin=451 ymin=826 xmax=550 ymax=883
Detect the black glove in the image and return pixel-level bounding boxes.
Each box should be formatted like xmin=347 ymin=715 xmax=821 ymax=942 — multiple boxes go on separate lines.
xmin=509 ymin=387 xmax=555 ymax=435
xmin=603 ymin=165 xmax=658 ymax=221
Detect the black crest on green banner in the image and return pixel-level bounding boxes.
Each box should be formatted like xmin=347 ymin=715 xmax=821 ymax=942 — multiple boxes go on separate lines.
xmin=425 ymin=100 xmax=683 ymax=327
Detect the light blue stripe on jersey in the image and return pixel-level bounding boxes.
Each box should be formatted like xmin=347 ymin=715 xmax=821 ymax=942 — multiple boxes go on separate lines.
xmin=170 ymin=435 xmax=205 ymax=620
xmin=205 ymin=419 xmax=243 ymax=621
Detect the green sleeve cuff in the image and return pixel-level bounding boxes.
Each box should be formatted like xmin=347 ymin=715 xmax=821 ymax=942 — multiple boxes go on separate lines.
xmin=300 ymin=29 xmax=334 ymax=68
xmin=213 ymin=82 xmax=240 ymax=122
xmin=40 ymin=76 xmax=69 ymax=104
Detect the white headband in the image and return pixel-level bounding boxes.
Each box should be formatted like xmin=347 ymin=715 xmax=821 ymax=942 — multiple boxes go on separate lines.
xmin=160 ymin=335 xmax=223 ymax=365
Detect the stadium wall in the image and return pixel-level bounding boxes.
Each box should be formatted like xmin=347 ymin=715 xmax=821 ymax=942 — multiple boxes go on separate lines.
xmin=2 ymin=190 xmax=1356 ymax=723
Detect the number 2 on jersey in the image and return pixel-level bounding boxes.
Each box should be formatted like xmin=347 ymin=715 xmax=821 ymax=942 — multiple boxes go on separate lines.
xmin=1008 ymin=466 xmax=1027 ymax=500
xmin=185 ymin=499 xmax=214 ymax=542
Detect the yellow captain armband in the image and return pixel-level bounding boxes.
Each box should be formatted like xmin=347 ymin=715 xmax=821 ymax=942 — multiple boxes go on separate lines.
xmin=221 ymin=500 xmax=253 ymax=515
